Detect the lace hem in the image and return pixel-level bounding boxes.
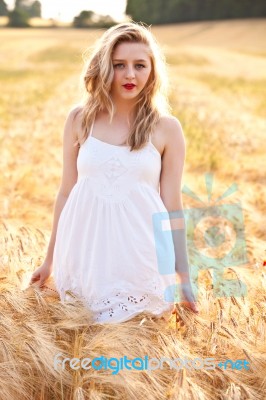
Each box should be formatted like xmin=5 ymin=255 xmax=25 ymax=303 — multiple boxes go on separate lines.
xmin=58 ymin=277 xmax=175 ymax=323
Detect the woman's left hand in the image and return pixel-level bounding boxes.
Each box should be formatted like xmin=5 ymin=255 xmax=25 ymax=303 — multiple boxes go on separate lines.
xmin=171 ymin=281 xmax=199 ymax=314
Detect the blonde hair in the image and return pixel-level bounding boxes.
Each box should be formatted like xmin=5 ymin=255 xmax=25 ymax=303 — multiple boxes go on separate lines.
xmin=74 ymin=21 xmax=171 ymax=151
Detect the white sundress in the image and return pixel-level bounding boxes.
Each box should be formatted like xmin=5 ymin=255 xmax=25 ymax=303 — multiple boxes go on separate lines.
xmin=53 ymin=117 xmax=177 ymax=323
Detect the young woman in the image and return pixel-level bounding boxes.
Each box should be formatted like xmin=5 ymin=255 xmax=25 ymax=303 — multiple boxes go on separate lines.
xmin=30 ymin=22 xmax=199 ymax=323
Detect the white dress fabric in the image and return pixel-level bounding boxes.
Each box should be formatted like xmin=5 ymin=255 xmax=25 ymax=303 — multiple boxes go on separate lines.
xmin=53 ymin=118 xmax=177 ymax=323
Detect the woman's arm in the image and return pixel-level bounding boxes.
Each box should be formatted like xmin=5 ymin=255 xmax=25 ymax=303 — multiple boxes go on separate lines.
xmin=159 ymin=116 xmax=199 ymax=312
xmin=43 ymin=106 xmax=81 ymax=266
xmin=44 ymin=193 xmax=70 ymax=265
xmin=30 ymin=106 xmax=82 ymax=286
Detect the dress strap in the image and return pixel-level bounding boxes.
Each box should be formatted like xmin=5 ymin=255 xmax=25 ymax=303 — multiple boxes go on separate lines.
xmin=88 ymin=116 xmax=95 ymax=137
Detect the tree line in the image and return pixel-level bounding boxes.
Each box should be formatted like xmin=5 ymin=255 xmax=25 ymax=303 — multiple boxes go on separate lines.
xmin=126 ymin=0 xmax=266 ymax=24
xmin=1 ymin=0 xmax=265 ymax=28
xmin=0 ymin=0 xmax=41 ymax=27
xmin=0 ymin=0 xmax=115 ymax=28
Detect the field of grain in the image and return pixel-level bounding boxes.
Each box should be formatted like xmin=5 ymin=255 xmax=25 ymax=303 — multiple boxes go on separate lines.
xmin=0 ymin=19 xmax=266 ymax=399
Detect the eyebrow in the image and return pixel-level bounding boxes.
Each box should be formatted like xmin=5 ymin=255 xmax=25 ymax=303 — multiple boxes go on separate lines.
xmin=112 ymin=59 xmax=148 ymax=62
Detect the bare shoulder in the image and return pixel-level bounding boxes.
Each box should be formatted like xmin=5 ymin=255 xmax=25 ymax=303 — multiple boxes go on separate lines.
xmin=67 ymin=104 xmax=84 ymax=139
xmin=157 ymin=115 xmax=185 ymax=156
xmin=160 ymin=115 xmax=184 ymax=140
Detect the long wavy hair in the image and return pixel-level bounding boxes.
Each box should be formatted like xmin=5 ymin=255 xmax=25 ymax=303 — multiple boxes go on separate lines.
xmin=73 ymin=21 xmax=171 ymax=151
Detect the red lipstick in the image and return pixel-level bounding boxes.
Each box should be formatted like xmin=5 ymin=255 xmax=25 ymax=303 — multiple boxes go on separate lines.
xmin=123 ymin=84 xmax=136 ymax=90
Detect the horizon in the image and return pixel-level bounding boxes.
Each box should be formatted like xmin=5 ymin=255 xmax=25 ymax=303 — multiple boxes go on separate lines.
xmin=4 ymin=0 xmax=127 ymax=22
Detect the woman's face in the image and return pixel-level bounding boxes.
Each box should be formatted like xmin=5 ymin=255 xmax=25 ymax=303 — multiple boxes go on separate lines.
xmin=110 ymin=41 xmax=152 ymax=102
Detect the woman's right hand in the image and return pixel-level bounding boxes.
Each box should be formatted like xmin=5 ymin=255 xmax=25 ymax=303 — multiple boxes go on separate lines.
xmin=29 ymin=260 xmax=53 ymax=288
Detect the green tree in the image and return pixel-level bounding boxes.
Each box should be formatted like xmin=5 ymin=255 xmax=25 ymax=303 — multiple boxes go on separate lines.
xmin=73 ymin=10 xmax=94 ymax=28
xmin=8 ymin=8 xmax=30 ymax=27
xmin=126 ymin=0 xmax=266 ymax=24
xmin=28 ymin=0 xmax=41 ymax=17
xmin=15 ymin=0 xmax=30 ymax=12
xmin=126 ymin=0 xmax=150 ymax=23
xmin=0 ymin=0 xmax=8 ymax=16
xmin=14 ymin=0 xmax=41 ymax=18
xmin=94 ymin=14 xmax=116 ymax=28
xmin=73 ymin=10 xmax=116 ymax=28
xmin=8 ymin=0 xmax=41 ymax=26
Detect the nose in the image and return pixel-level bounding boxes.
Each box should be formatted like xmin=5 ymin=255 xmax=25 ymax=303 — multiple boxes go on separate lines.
xmin=125 ymin=64 xmax=135 ymax=79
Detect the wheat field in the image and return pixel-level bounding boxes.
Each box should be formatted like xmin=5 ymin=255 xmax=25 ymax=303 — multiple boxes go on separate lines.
xmin=0 ymin=19 xmax=266 ymax=399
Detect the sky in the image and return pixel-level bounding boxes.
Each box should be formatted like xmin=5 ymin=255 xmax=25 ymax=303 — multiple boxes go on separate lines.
xmin=5 ymin=0 xmax=127 ymax=22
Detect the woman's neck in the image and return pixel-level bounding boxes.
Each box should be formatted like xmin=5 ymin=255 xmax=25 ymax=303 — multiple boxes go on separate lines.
xmin=111 ymin=96 xmax=137 ymax=119
xmin=103 ymin=105 xmax=136 ymax=126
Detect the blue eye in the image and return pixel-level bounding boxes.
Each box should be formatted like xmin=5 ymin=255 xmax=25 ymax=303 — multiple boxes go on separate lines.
xmin=113 ymin=64 xmax=145 ymax=69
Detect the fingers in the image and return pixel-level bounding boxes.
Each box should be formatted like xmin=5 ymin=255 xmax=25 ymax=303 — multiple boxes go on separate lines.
xmin=173 ymin=301 xmax=199 ymax=314
xmin=30 ymin=274 xmax=39 ymax=284
xmin=181 ymin=301 xmax=199 ymax=313
xmin=180 ymin=287 xmax=197 ymax=305
xmin=39 ymin=279 xmax=45 ymax=288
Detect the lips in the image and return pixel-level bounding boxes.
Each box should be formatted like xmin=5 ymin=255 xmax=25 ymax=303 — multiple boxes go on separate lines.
xmin=123 ymin=84 xmax=136 ymax=88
